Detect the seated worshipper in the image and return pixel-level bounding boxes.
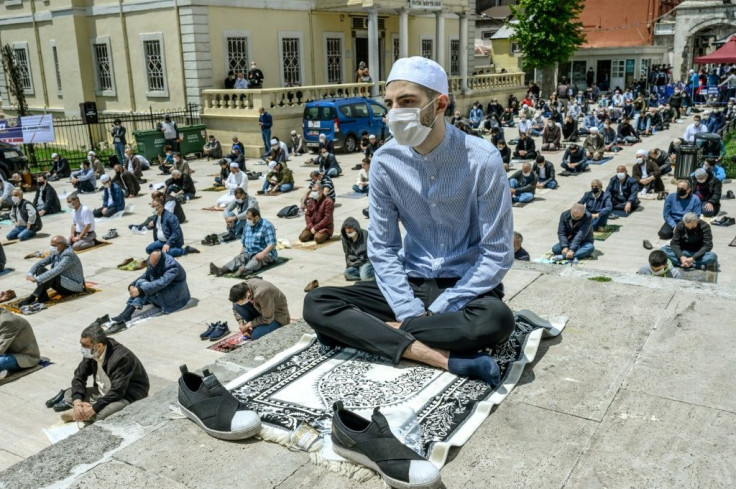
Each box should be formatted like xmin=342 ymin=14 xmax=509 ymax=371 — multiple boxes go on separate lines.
xmin=642 ymin=107 xmax=662 ymax=135
xmin=136 ymin=191 xmax=186 ymax=228
xmin=601 ymin=120 xmax=619 ymax=152
xmin=123 ymin=148 xmax=145 ymax=181
xmin=229 ymin=280 xmax=290 ymax=340
xmin=87 ymin=152 xmax=106 ymax=179
xmin=48 ymin=153 xmax=71 ymax=181
xmin=210 ymin=207 xmax=277 ymax=277
xmin=701 ymin=158 xmax=726 ymax=183
xmin=508 ymin=162 xmax=537 ymax=204
xmin=529 ymin=112 xmax=546 ymax=137
xmin=157 ymin=146 xmax=175 ymax=174
xmin=606 ymin=165 xmax=640 ymax=216
xmin=562 ymin=114 xmax=579 ymax=142
xmin=683 ymin=115 xmax=706 ymax=143
xmin=70 ymin=160 xmax=96 ymax=194
xmin=290 ymin=130 xmax=305 ymax=155
xmin=203 ymin=135 xmax=223 ymax=160
xmin=517 ymin=113 xmax=532 ymax=136
xmin=648 ymin=148 xmax=671 ymax=175
xmin=691 ymin=168 xmax=721 ymax=217
xmin=561 ymin=144 xmax=588 ymax=173
xmin=272 ymin=137 xmax=290 ymax=160
xmin=583 ymin=127 xmax=605 ymax=161
xmin=259 ymin=162 xmax=294 ymax=194
xmin=353 ymin=158 xmax=370 ymax=194
xmin=661 ymin=213 xmax=718 ymax=270
xmin=7 ymin=189 xmax=42 ymax=241
xmin=540 ymin=119 xmax=561 ymax=151
xmin=108 ymin=251 xmax=191 ymax=329
xmin=659 ymin=180 xmax=702 ymax=240
xmin=512 ymin=132 xmax=537 ymax=160
xmin=299 ymin=182 xmax=334 ymax=244
xmin=500 ymin=107 xmax=515 ymax=127
xmin=496 ymin=140 xmax=511 ymax=169
xmin=33 ymin=174 xmax=62 ymax=217
xmin=552 ymin=203 xmax=595 ymax=260
xmin=659 ymin=104 xmax=673 ymax=129
xmin=67 ymin=194 xmax=97 ymax=251
xmin=489 ymin=127 xmax=504 ymax=146
xmin=111 ymin=164 xmax=140 ymax=198
xmin=265 ymin=140 xmax=287 ymax=164
xmin=513 ymin=231 xmax=530 ymax=261
xmin=303 ymin=57 xmax=517 ymax=389
xmin=637 ymin=250 xmax=682 ymax=278
xmin=580 ymin=112 xmax=598 ymax=135
xmin=171 ymin=152 xmax=192 ymax=176
xmin=19 ymin=236 xmax=85 ymax=307
xmin=469 ymin=102 xmax=483 ymax=129
xmin=578 ymin=179 xmax=613 ymax=230
xmin=700 ymin=136 xmax=726 ymax=162
xmin=215 ymin=159 xmax=230 ymax=186
xmin=223 ymin=146 xmax=246 ymax=169
xmin=303 ymin=170 xmax=336 ymax=206
xmin=341 ymin=217 xmax=374 ymax=281
xmin=318 ymin=134 xmax=335 ymax=154
xmin=93 ymin=175 xmax=125 ymax=218
xmin=362 ymin=134 xmax=380 ymax=158
xmin=617 ymin=116 xmax=640 ymax=144
xmin=317 ymin=148 xmax=342 ymax=178
xmin=223 ymin=188 xmax=259 ymax=240
xmin=216 ymin=162 xmax=248 ymax=208
xmin=231 ymin=136 xmax=245 ymax=154
xmin=146 ymin=199 xmax=198 ymax=256
xmin=0 ymin=310 xmax=40 ymax=376
xmin=0 ymin=177 xmax=14 ymax=209
xmin=632 ymin=149 xmax=664 ymax=195
xmin=56 ymin=325 xmax=149 ymax=422
xmin=164 ymin=170 xmax=196 ymax=203
xmin=534 ymin=155 xmax=558 ymax=189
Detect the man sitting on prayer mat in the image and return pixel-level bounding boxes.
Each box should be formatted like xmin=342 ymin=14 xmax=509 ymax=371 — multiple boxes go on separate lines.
xmin=67 ymin=194 xmax=97 ymax=251
xmin=578 ymin=179 xmax=613 ymax=231
xmin=0 ymin=309 xmax=40 ymax=376
xmin=534 ymin=155 xmax=557 ymax=189
xmin=223 ymin=188 xmax=259 ymax=240
xmin=607 ymin=165 xmax=640 ymax=216
xmin=303 ymin=56 xmax=516 ymax=388
xmin=551 ymin=203 xmax=595 ymax=261
xmin=561 ymin=144 xmax=588 ymax=174
xmin=19 ymin=236 xmax=85 ymax=307
xmin=229 ymin=279 xmax=290 ymax=340
xmin=661 ymin=213 xmax=718 ymax=270
xmin=210 ymin=207 xmax=277 ymax=277
xmin=146 ymin=198 xmax=198 ymax=257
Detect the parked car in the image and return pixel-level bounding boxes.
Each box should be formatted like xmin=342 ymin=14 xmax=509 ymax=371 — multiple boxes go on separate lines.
xmin=303 ymin=97 xmax=387 ymax=153
xmin=0 ymin=141 xmax=29 ymax=180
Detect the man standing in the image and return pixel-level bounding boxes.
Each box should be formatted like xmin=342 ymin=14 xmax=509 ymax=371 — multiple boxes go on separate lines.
xmin=93 ymin=175 xmax=125 ymax=218
xmin=111 ymin=119 xmax=127 ymax=166
xmin=303 ymin=57 xmax=515 ymax=388
xmin=210 ymin=207 xmax=277 ymax=277
xmin=7 ymin=189 xmax=41 ymax=241
xmin=258 ymin=107 xmax=273 ymax=155
xmin=247 ymin=61 xmax=264 ymax=89
xmin=67 ymin=194 xmax=96 ymax=251
xmin=586 ymin=67 xmax=595 ymax=88
xmin=234 ymin=72 xmax=248 ymax=89
xmin=0 ymin=310 xmax=40 ymax=376
xmin=229 ymin=280 xmax=289 ymax=341
xmin=659 ymin=180 xmax=702 ymax=240
xmin=158 ymin=115 xmax=178 ymax=151
xmin=20 ymin=236 xmax=85 ymax=307
xmin=33 ymin=174 xmax=62 ymax=217
xmin=552 ymin=203 xmax=595 ymax=261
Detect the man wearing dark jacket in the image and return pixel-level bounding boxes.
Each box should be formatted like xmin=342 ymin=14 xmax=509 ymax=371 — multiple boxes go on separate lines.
xmin=48 ymin=153 xmax=71 ymax=180
xmin=561 ymin=144 xmax=588 ymax=173
xmin=508 ymin=162 xmax=537 ymax=204
xmin=552 ymin=203 xmax=595 ymax=260
xmin=607 ymin=165 xmax=640 ymax=216
xmin=540 ymin=120 xmax=561 ymax=151
xmin=33 ymin=174 xmax=62 ymax=217
xmin=534 ymin=155 xmax=557 ymax=189
xmin=578 ymin=179 xmax=613 ymax=230
xmin=661 ymin=213 xmax=718 ymax=269
xmin=691 ymin=168 xmax=721 ymax=217
xmin=512 ymin=132 xmax=537 ymax=160
xmin=112 ymin=164 xmax=140 ymax=198
xmin=616 ymin=116 xmax=640 ymax=144
xmin=632 ymin=149 xmax=664 ymax=194
xmin=93 ymin=175 xmax=125 ymax=218
xmin=341 ymin=217 xmax=373 ymax=281
xmin=146 ymin=199 xmax=197 ymax=256
xmin=164 ymin=169 xmax=196 ymax=203
xmin=58 ymin=325 xmax=149 ymax=422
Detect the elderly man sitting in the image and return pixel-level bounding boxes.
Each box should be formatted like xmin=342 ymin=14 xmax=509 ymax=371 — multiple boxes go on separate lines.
xmin=691 ymin=167 xmax=721 ymax=217
xmin=552 ymin=203 xmax=595 ymax=261
xmin=299 ymin=182 xmax=334 ymax=244
xmin=508 ymin=162 xmax=537 ymax=204
xmin=223 ymin=188 xmax=259 ymax=240
xmin=637 ymin=250 xmax=682 ymax=279
xmin=216 ymin=162 xmax=248 ymax=208
xmin=0 ymin=309 xmax=40 ymax=376
xmin=540 ymin=119 xmax=561 ymax=151
xmin=164 ymin=169 xmax=196 ymax=203
xmin=93 ymin=175 xmax=125 ymax=218
xmin=512 ymin=132 xmax=537 ymax=160
xmin=20 ymin=236 xmax=85 ymax=307
xmin=7 ymin=189 xmax=42 ymax=241
xmin=578 ymin=179 xmax=613 ymax=231
xmin=583 ymin=126 xmax=605 ymax=161
xmin=661 ymin=213 xmax=718 ymax=270
xmin=106 ymin=251 xmax=191 ymax=333
xmin=341 ymin=217 xmax=374 ymax=281
xmin=228 ymin=279 xmax=291 ymax=340
xmin=632 ymin=149 xmax=664 ymax=195
xmin=210 ymin=207 xmax=277 ymax=277
xmin=146 ymin=198 xmax=198 ymax=256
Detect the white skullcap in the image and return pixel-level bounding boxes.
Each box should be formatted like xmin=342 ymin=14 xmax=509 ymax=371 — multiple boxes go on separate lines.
xmin=100 ymin=174 xmax=110 ymax=182
xmin=88 ymin=151 xmax=96 ymax=156
xmin=636 ymin=149 xmax=648 ymax=157
xmin=291 ymin=130 xmax=297 ymax=135
xmin=386 ymin=56 xmax=448 ymax=95
xmin=270 ymin=138 xmax=278 ymax=145
xmin=589 ymin=126 xmax=598 ymax=132
xmin=230 ymin=162 xmax=239 ymax=168
xmin=51 ymin=153 xmax=59 ymax=158
xmin=268 ymin=161 xmax=277 ymax=171
xmin=369 ymin=134 xmax=376 ymax=139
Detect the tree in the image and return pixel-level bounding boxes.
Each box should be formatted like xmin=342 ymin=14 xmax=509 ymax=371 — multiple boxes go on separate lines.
xmin=509 ymin=0 xmax=586 ymax=97
xmin=1 ymin=44 xmax=29 ymax=116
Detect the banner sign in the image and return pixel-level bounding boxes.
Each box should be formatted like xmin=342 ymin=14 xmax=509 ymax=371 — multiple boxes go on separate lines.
xmin=0 ymin=114 xmax=55 ymax=144
xmin=409 ymin=0 xmax=442 ymax=10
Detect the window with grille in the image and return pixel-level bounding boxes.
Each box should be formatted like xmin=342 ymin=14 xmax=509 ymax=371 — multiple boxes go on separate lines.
xmin=326 ymin=37 xmax=342 ymax=83
xmin=450 ymin=39 xmax=460 ymax=76
xmin=52 ymin=45 xmax=62 ymax=92
xmin=611 ymin=59 xmax=625 ymax=78
xmin=281 ymin=37 xmax=301 ymax=85
xmin=93 ymin=43 xmax=113 ymax=92
xmin=143 ymin=40 xmax=165 ymax=92
xmin=13 ymin=48 xmax=32 ymax=91
xmin=227 ymin=37 xmax=249 ymax=75
xmin=393 ymin=37 xmax=400 ymax=62
xmin=421 ymin=39 xmax=433 ymax=60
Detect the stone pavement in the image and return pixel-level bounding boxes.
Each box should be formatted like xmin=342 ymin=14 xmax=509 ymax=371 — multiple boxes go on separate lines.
xmin=1 ymin=116 xmax=735 ymax=488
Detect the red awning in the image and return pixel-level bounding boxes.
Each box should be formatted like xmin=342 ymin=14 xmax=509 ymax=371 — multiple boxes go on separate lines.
xmin=695 ymin=35 xmax=736 ymax=64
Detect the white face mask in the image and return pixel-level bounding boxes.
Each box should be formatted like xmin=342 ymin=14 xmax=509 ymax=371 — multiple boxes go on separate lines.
xmin=11 ymin=196 xmax=20 ymax=204
xmin=309 ymin=191 xmax=319 ymax=200
xmin=246 ymin=219 xmax=255 ymax=227
xmin=522 ymin=172 xmax=531 ymax=178
xmin=235 ymin=198 xmax=244 ymax=204
xmin=386 ymin=96 xmax=440 ymax=147
xmin=49 ymin=245 xmax=59 ymax=256
xmin=346 ymin=230 xmax=358 ymax=239
xmin=81 ymin=347 xmax=95 ymax=359
xmin=617 ymin=172 xmax=626 ymax=180
xmin=636 ymin=157 xmax=644 ymax=164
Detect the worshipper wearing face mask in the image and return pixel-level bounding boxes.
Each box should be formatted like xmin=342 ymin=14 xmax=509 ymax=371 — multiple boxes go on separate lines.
xmin=513 ymin=231 xmax=530 ymax=261
xmin=146 ymin=199 xmax=198 ymax=256
xmin=19 ymin=236 xmax=84 ymax=307
xmin=560 ymin=144 xmax=588 ymax=173
xmin=631 ymin=149 xmax=664 ymax=195
xmin=290 ymin=130 xmax=305 ymax=155
xmin=552 ymin=203 xmax=595 ymax=261
xmin=508 ymin=162 xmax=537 ymax=205
xmin=52 ymin=325 xmax=148 ymax=423
xmin=122 ymin=148 xmax=146 ymax=181
xmin=32 ymin=173 xmax=61 ymax=217
xmin=661 ymin=213 xmax=718 ymax=270
xmin=111 ymin=164 xmax=140 ymax=198
xmin=203 ymin=135 xmax=222 ymax=161
xmin=164 ymin=169 xmax=196 ymax=203
xmin=540 ymin=119 xmax=561 ymax=151
xmin=353 ymin=158 xmax=371 ymax=194
xmin=7 ymin=189 xmax=42 ymax=241
xmin=222 ymin=188 xmax=259 ymax=241
xmin=617 ymin=116 xmax=640 ymax=144
xmin=70 ymin=160 xmax=96 ymax=193
xmin=158 ymin=115 xmax=179 ymax=151
xmin=659 ymin=180 xmax=702 ymax=240
xmin=0 ymin=309 xmax=40 ymax=378
xmin=259 ymin=162 xmax=294 ymax=195
xmin=299 ymin=182 xmax=334 ymax=244
xmin=690 ymin=168 xmax=721 ymax=217
xmin=210 ymin=208 xmax=277 ymax=277
xmin=229 ymin=280 xmax=289 ymax=341
xmin=578 ymin=179 xmax=613 ymax=231
xmin=66 ymin=194 xmax=96 ymax=250
xmin=317 ymin=147 xmax=342 ymax=178
xmin=86 ymin=151 xmax=106 ymax=179
xmin=637 ymin=250 xmax=683 ymax=278
xmin=48 ymin=153 xmax=71 ymax=181
xmin=341 ymin=217 xmax=374 ymax=281
xmin=303 ymin=57 xmax=516 ymax=390
xmin=533 ymin=155 xmax=557 ymax=189
xmin=93 ymin=174 xmax=125 ymax=218
xmin=512 ymin=132 xmax=537 ymax=160
xmin=683 ymin=115 xmax=707 ymax=143
xmin=606 ymin=165 xmax=640 ymax=216
xmin=583 ymin=126 xmax=605 ymax=161
xmin=648 ymin=148 xmax=671 ymax=175
xmin=700 ymin=158 xmax=726 ymax=183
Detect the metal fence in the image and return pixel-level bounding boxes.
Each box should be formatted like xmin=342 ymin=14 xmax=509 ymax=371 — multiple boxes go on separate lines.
xmin=23 ymin=104 xmax=200 ymax=172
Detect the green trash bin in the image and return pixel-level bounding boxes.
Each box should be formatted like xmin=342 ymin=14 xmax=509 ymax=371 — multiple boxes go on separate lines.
xmin=177 ymin=124 xmax=207 ymax=158
xmin=133 ymin=130 xmax=167 ymax=161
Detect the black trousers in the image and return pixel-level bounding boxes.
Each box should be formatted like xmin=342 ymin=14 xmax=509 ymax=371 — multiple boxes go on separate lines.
xmin=658 ymin=222 xmax=675 ymax=240
xmin=33 ymin=274 xmax=75 ymax=301
xmin=303 ymin=278 xmax=515 ymax=365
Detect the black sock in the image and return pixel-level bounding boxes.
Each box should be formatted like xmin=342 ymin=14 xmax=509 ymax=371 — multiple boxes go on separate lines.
xmin=112 ymin=304 xmax=136 ymax=322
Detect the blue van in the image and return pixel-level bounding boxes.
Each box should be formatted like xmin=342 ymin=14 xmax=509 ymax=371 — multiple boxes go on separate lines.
xmin=303 ymin=97 xmax=388 ymax=153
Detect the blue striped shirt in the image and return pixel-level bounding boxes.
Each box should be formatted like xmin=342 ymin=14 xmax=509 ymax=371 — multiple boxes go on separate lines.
xmin=368 ymin=122 xmax=514 ymax=321
xmin=242 ymin=217 xmax=278 ymax=261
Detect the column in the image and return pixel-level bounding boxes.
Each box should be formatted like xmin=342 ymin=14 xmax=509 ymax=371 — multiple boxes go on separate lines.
xmin=179 ymin=6 xmax=213 ymax=107
xmin=368 ymin=8 xmax=380 ymax=97
xmin=459 ymin=12 xmax=468 ymax=92
xmin=435 ymin=11 xmax=445 ymax=68
xmin=399 ymin=8 xmax=409 ymax=58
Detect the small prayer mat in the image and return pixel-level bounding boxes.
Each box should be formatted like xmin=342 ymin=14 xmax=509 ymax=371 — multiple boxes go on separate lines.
xmin=679 ymin=268 xmax=718 ymax=284
xmin=0 ymin=283 xmax=100 ymax=314
xmin=593 ymin=224 xmax=622 ymax=241
xmin=0 ymin=358 xmax=53 ymax=386
xmin=202 ymin=186 xmax=226 ymax=192
xmin=337 ymin=192 xmax=368 ymax=199
xmin=291 ymin=235 xmax=341 ymax=251
xmin=586 ymin=156 xmax=615 ymax=165
xmin=215 ymin=257 xmax=291 ymax=279
xmin=208 ymin=333 xmax=250 ymax=353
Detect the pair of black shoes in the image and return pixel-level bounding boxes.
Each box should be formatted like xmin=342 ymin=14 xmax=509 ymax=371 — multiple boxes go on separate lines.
xmin=200 ymin=321 xmax=230 ymax=341
xmin=201 ymin=234 xmax=220 ymax=246
xmin=45 ymin=389 xmax=71 ymax=412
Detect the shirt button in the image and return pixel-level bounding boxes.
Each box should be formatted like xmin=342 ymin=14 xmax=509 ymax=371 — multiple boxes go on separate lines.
xmin=432 ymin=203 xmax=437 ymax=207
xmin=430 ymin=175 xmax=435 ymax=180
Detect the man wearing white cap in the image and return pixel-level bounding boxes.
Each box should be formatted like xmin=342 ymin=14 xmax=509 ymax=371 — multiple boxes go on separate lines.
xmin=216 ymin=162 xmax=248 ymax=208
xmin=48 ymin=153 xmax=71 ymax=181
xmin=87 ymin=151 xmax=106 ymax=179
xmin=304 ymin=56 xmax=515 ymax=389
xmin=289 ymin=130 xmax=304 ymax=155
xmin=583 ymin=126 xmax=604 ymax=161
xmin=93 ymin=174 xmax=125 ymax=218
xmin=632 ymin=148 xmax=664 ymax=195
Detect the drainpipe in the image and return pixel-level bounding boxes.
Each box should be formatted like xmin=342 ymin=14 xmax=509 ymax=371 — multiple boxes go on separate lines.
xmin=119 ymin=0 xmax=137 ymax=112
xmin=308 ymin=8 xmax=316 ymax=85
xmin=30 ymin=0 xmax=49 ymax=108
xmin=174 ymin=0 xmax=189 ymax=109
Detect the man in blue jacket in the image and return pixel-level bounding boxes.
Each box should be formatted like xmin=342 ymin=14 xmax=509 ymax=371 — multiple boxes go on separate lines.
xmin=606 ymin=165 xmax=640 ymax=216
xmin=93 ymin=175 xmax=125 ymax=218
xmin=578 ymin=179 xmax=613 ymax=231
xmin=658 ymin=179 xmax=702 ymax=240
xmin=145 ymin=199 xmax=198 ymax=256
xmin=552 ymin=203 xmax=595 ymax=260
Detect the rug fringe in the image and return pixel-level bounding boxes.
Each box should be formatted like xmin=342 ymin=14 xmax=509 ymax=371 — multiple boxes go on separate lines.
xmin=256 ymin=425 xmax=293 ymax=446
xmin=309 ymin=451 xmax=377 ymax=483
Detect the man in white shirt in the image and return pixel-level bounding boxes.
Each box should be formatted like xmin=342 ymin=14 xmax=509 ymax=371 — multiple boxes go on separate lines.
xmin=683 ymin=115 xmax=707 ymax=143
xmin=158 ymin=115 xmax=178 ymax=151
xmin=216 ymin=162 xmax=248 ymax=208
xmin=66 ymin=194 xmax=96 ymax=250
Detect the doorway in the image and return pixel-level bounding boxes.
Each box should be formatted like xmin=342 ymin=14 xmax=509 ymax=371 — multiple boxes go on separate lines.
xmin=596 ymin=60 xmax=611 ymax=91
xmin=353 ymin=34 xmax=385 ymax=83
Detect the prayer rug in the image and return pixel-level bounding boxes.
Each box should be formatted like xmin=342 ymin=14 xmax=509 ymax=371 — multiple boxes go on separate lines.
xmin=260 ymin=186 xmax=303 ymax=196
xmin=201 ymin=206 xmax=224 ymax=212
xmin=586 ymin=156 xmax=615 ymax=165
xmin=24 ymin=240 xmax=112 ymax=259
xmin=208 ymin=333 xmax=250 ymax=353
xmin=117 ymin=259 xmax=148 ymax=271
xmin=215 ymin=257 xmax=291 ymax=279
xmin=0 ymin=282 xmax=100 ymax=314
xmin=291 ymin=235 xmax=341 ymax=251
xmin=104 ymin=298 xmax=199 ymax=333
xmin=0 ymin=357 xmax=52 ymax=386
xmin=535 ymin=188 xmax=555 ymax=196
xmin=202 ymin=186 xmax=225 ymax=192
xmin=0 ymin=267 xmax=14 ymax=277
xmin=593 ymin=224 xmax=622 ymax=241
xmin=226 ymin=311 xmax=566 ymax=472
xmin=679 ymin=268 xmax=718 ymax=284
xmin=534 ymin=249 xmax=602 ymax=265
xmin=337 ymin=192 xmax=368 ymax=199
xmin=94 ymin=204 xmax=135 ymax=223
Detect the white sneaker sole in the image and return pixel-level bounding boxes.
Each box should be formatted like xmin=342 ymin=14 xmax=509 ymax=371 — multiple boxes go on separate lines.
xmin=178 ymin=403 xmax=261 ymax=441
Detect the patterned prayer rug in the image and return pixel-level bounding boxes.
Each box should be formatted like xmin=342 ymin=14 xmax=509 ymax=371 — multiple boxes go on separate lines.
xmin=208 ymin=333 xmax=250 ymax=352
xmin=215 ymin=257 xmax=291 ymax=279
xmin=202 ymin=186 xmax=226 ymax=192
xmin=226 ymin=311 xmax=566 ymax=470
xmin=534 ymin=249 xmax=602 ymax=265
xmin=679 ymin=268 xmax=718 ymax=284
xmin=593 ymin=224 xmax=622 ymax=241
xmin=0 ymin=283 xmax=100 ymax=314
xmin=291 ymin=235 xmax=341 ymax=251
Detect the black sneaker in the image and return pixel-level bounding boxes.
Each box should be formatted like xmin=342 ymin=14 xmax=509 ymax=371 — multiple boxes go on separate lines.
xmin=200 ymin=322 xmax=218 ymax=340
xmin=209 ymin=322 xmax=230 ymax=341
xmin=88 ymin=314 xmax=110 ymax=327
xmin=45 ymin=389 xmax=65 ymax=408
xmin=177 ymin=365 xmax=261 ymax=440
xmin=331 ymin=401 xmax=441 ymax=489
xmin=105 ymin=321 xmax=127 ymax=335
xmin=52 ymin=400 xmax=73 ymax=412
xmin=185 ymin=245 xmax=200 ymax=254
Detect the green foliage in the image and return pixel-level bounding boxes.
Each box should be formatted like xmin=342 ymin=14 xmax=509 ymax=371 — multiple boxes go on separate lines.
xmin=724 ymin=129 xmax=736 ymax=178
xmin=588 ymin=276 xmax=612 ymax=283
xmin=1 ymin=44 xmax=29 ymax=116
xmin=509 ymin=0 xmax=587 ymax=71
